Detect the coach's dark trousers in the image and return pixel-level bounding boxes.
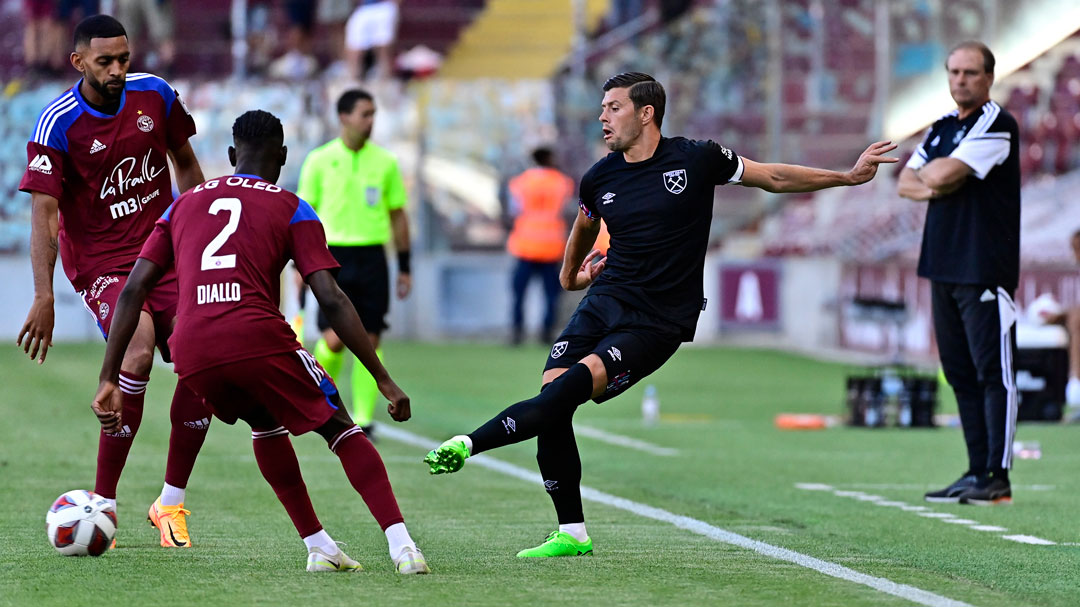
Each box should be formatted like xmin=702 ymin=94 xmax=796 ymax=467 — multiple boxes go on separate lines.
xmin=931 ymin=282 xmax=1018 ymax=475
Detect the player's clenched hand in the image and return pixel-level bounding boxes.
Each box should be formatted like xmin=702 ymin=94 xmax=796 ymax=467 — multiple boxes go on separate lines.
xmin=92 ymin=381 xmax=123 ymax=434
xmin=567 ymin=249 xmax=606 ymax=291
xmin=379 ymin=379 xmax=411 ymax=422
xmin=846 ymin=140 xmax=899 ymax=186
xmin=17 ymin=296 xmax=55 ymax=364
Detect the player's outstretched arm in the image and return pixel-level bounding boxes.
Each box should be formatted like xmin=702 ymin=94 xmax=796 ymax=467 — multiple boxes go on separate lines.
xmin=93 ymin=258 xmax=165 ymax=433
xmin=560 ymin=209 xmax=605 ymax=291
xmin=168 ymin=142 xmax=205 ymax=193
xmin=17 ymin=191 xmax=60 ymax=364
xmin=739 ymin=140 xmax=898 ymax=193
xmin=307 ymin=269 xmax=411 ymax=422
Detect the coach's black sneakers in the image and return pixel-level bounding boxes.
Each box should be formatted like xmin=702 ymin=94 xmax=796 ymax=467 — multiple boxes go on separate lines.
xmin=959 ymin=475 xmax=1012 ymax=506
xmin=924 ymin=473 xmax=979 ymax=503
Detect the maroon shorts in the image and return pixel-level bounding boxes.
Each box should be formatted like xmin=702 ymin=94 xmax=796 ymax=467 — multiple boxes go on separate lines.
xmin=79 ymin=270 xmax=180 ymax=361
xmin=182 ymin=349 xmax=341 ymax=435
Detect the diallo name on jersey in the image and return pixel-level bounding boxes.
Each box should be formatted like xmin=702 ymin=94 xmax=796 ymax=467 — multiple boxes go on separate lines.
xmin=197 ymin=282 xmax=241 ymax=305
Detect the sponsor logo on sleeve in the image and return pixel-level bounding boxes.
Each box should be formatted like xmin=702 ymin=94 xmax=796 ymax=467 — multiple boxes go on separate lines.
xmin=663 ymin=169 xmax=687 ymax=194
xmin=602 ymin=192 xmax=616 ymax=205
xmin=28 ymin=154 xmax=53 ymax=174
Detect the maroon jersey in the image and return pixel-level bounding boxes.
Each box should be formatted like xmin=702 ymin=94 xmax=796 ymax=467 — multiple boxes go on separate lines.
xmin=18 ymin=72 xmax=196 ymax=291
xmin=139 ymin=174 xmax=340 ymax=377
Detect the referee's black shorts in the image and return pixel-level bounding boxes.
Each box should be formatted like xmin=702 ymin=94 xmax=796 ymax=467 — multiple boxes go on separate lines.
xmin=317 ymin=244 xmax=389 ymax=335
xmin=543 ymin=294 xmax=682 ymax=403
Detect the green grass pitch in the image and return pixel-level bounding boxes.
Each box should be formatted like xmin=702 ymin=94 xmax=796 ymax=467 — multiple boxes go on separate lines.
xmin=1 ymin=341 xmax=1078 ymax=606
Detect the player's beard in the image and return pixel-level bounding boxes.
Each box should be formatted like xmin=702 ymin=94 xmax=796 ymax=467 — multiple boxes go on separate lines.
xmin=88 ymin=73 xmax=126 ymax=102
xmin=605 ymin=123 xmax=642 ymax=153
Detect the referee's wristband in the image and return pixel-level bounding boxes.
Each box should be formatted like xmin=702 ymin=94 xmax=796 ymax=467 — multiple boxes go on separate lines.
xmin=397 ymin=251 xmax=411 ymax=274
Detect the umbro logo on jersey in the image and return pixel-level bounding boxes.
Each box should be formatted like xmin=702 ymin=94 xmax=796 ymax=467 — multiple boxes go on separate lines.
xmin=90 ymin=139 xmax=107 ymax=154
xmin=663 ymin=169 xmax=687 ymax=194
xmin=607 ymin=346 xmax=622 ymax=362
xmin=28 ymin=154 xmax=53 ymax=174
xmin=602 ymin=192 xmax=616 ymax=205
xmin=502 ymin=417 xmax=517 ymax=434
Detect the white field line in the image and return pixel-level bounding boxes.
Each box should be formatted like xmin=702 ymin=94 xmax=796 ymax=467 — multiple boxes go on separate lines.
xmin=838 ymin=483 xmax=1056 ymax=492
xmin=796 ymin=483 xmax=1058 ymax=546
xmin=573 ymin=424 xmax=679 ymax=456
xmin=383 ymin=426 xmax=972 ymax=607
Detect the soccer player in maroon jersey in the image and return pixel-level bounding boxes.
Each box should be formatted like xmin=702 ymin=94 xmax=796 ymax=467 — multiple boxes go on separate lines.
xmin=92 ymin=110 xmax=430 ymax=574
xmin=17 ymin=15 xmax=212 ymax=548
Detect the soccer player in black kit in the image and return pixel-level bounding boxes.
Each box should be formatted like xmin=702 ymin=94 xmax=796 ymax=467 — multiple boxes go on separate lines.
xmin=425 ymin=72 xmax=898 ymax=557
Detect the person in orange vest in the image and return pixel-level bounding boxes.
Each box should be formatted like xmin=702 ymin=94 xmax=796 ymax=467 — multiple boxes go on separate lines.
xmin=507 ymin=148 xmax=576 ymax=345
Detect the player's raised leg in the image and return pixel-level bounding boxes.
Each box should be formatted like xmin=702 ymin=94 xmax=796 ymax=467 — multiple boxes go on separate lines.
xmin=425 ymin=358 xmax=602 ymax=474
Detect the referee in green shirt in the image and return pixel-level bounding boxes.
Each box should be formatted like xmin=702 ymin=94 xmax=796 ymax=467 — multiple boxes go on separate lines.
xmin=298 ymin=89 xmax=411 ymax=438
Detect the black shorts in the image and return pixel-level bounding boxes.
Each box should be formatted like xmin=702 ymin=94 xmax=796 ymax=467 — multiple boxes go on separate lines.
xmin=317 ymin=245 xmax=389 ymax=335
xmin=544 ymin=294 xmax=682 ymax=403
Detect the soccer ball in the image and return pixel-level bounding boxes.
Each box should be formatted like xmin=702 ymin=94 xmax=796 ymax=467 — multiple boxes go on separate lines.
xmin=46 ymin=490 xmax=117 ymax=556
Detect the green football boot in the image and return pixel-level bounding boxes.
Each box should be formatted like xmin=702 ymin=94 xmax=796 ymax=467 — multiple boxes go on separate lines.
xmin=424 ymin=437 xmax=470 ymax=474
xmin=516 ymin=531 xmax=593 ymax=558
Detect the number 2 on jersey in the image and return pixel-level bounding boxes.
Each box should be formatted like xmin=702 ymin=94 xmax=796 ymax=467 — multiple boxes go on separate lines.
xmin=201 ymin=197 xmax=241 ymax=271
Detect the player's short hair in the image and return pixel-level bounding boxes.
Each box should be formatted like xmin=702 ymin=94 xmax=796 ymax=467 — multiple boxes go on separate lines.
xmin=73 ymin=15 xmax=127 ymax=49
xmin=232 ymin=110 xmax=284 ymax=148
xmin=603 ymin=72 xmax=666 ymax=128
xmin=947 ymin=41 xmax=995 ymax=74
xmin=337 ymin=89 xmax=374 ymax=115
xmin=532 ymin=147 xmax=554 ymax=167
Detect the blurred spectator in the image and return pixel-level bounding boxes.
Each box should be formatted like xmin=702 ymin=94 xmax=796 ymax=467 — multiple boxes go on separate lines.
xmin=116 ymin=0 xmax=176 ymax=73
xmin=1042 ymin=230 xmax=1080 ymax=405
xmin=345 ymin=0 xmax=399 ymax=80
xmin=22 ymin=0 xmax=63 ymax=75
xmin=245 ymin=0 xmax=274 ymax=75
xmin=505 ymin=147 xmax=575 ymax=345
xmin=57 ymin=0 xmax=97 ymax=22
xmin=607 ymin=0 xmax=645 ymax=29
xmin=317 ymin=0 xmax=354 ymax=75
xmin=269 ymin=0 xmax=318 ymax=79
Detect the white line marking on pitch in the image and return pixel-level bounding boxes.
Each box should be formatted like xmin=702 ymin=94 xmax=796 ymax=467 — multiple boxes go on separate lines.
xmin=383 ymin=427 xmax=971 ymax=607
xmin=797 ymin=483 xmax=1061 ymax=546
xmin=573 ymin=424 xmax=678 ymax=456
xmin=1003 ymin=535 xmax=1056 ymax=545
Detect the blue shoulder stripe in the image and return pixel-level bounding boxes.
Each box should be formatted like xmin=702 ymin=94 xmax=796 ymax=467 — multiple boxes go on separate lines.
xmin=126 ymin=73 xmax=178 ymax=117
xmin=32 ymin=92 xmax=81 ymax=152
xmin=161 ymin=202 xmax=175 ymax=222
xmin=290 ymin=198 xmax=321 ymax=225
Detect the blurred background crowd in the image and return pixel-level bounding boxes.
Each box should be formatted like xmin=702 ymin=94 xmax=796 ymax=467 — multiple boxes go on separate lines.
xmin=2 ymin=0 xmax=1080 ymax=361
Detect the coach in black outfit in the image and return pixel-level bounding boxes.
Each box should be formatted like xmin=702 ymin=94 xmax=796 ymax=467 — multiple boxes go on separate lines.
xmin=899 ymin=41 xmax=1020 ymax=506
